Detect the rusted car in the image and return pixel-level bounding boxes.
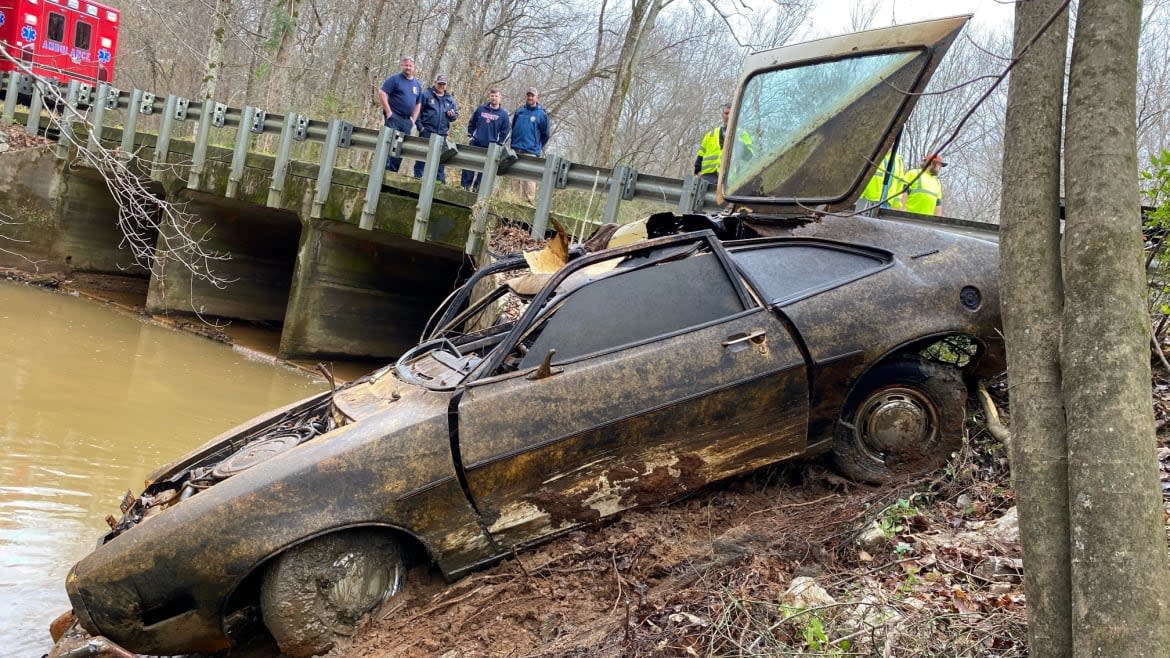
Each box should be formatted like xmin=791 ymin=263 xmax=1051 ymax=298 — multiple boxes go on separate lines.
xmin=52 ymin=15 xmax=1000 ymax=658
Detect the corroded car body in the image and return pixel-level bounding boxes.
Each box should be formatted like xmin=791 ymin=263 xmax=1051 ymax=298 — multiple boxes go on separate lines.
xmin=54 ymin=15 xmax=1001 ymax=658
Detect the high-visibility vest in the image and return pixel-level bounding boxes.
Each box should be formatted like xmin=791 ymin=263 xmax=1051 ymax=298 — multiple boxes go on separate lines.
xmin=697 ymin=127 xmax=723 ymax=175
xmin=860 ymin=152 xmax=905 ymax=209
xmin=905 ymin=169 xmax=943 ymax=215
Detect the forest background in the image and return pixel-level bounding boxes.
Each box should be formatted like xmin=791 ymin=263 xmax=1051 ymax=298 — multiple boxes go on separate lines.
xmin=109 ymin=0 xmax=1170 ymax=222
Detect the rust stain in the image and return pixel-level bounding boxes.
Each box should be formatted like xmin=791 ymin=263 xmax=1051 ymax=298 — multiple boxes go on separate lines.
xmin=617 ymin=453 xmax=709 ymax=507
xmin=525 ymin=488 xmax=601 ymax=527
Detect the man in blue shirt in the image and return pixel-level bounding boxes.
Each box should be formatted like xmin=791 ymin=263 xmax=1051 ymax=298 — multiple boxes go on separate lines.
xmin=510 ymin=87 xmax=550 ymax=202
xmin=412 ymin=74 xmax=459 ymax=183
xmin=461 ymin=88 xmax=509 ymax=192
xmin=378 ymin=57 xmax=422 ymax=173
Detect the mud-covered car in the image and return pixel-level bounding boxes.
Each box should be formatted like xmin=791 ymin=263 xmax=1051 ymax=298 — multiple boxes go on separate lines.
xmin=51 ymin=15 xmax=1000 ymax=658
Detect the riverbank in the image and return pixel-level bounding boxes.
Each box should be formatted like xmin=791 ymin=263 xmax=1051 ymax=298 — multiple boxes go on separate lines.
xmin=0 ymin=266 xmax=379 ymax=382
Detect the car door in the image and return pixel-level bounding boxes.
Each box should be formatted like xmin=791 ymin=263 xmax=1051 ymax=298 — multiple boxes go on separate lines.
xmin=455 ymin=235 xmax=809 ymax=549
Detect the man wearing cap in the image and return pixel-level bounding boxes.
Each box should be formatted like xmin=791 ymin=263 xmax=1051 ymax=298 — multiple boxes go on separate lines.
xmin=413 ymin=74 xmax=459 ymax=183
xmin=378 ymin=57 xmax=423 ymax=173
xmin=510 ymin=87 xmax=550 ymax=202
xmin=905 ymin=154 xmax=946 ymax=216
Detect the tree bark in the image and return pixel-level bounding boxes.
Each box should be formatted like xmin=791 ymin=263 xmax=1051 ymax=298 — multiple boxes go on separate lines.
xmin=594 ymin=0 xmax=670 ymax=166
xmin=264 ymin=0 xmax=301 ymax=111
xmin=199 ymin=0 xmax=232 ymax=101
xmin=997 ymin=2 xmax=1071 ymax=656
xmin=1063 ymin=0 xmax=1170 ymax=655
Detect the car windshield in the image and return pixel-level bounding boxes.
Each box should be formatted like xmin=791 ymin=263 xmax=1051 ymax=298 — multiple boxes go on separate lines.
xmin=725 ymin=49 xmax=929 ymax=202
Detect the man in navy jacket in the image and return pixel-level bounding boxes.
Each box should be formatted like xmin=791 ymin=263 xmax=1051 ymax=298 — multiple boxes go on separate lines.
xmin=413 ymin=74 xmax=459 ymax=183
xmin=461 ymin=88 xmax=509 ymax=192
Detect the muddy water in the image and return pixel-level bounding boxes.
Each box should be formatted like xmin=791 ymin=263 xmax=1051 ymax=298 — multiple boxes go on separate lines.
xmin=0 ymin=281 xmax=328 ymax=657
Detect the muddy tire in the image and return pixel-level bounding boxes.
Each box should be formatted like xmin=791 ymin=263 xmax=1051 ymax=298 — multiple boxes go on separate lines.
xmin=260 ymin=530 xmax=404 ymax=658
xmin=832 ymin=359 xmax=966 ymax=484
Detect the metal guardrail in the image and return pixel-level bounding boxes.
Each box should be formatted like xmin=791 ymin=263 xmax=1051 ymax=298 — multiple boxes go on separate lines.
xmin=1 ymin=72 xmax=720 ymax=254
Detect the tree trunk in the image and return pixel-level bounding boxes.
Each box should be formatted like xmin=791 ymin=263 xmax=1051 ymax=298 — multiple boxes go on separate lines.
xmin=997 ymin=1 xmax=1071 ymax=655
xmin=199 ymin=0 xmax=232 ymax=101
xmin=264 ymin=0 xmax=301 ymax=112
xmin=1063 ymin=1 xmax=1170 ymax=655
xmin=594 ymin=0 xmax=670 ymax=166
xmin=327 ymin=0 xmax=367 ymax=106
xmin=245 ymin=2 xmax=274 ymax=105
xmin=432 ymin=0 xmax=469 ymax=78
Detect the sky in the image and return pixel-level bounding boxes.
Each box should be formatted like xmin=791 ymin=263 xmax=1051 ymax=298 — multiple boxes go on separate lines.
xmin=802 ymin=0 xmax=1016 ymax=37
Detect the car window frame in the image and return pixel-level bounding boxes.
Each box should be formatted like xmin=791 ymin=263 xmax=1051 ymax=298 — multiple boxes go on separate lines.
xmin=465 ymin=230 xmax=756 ymax=385
xmin=720 ymin=16 xmax=970 ymax=213
xmin=727 ymin=237 xmax=894 ymax=307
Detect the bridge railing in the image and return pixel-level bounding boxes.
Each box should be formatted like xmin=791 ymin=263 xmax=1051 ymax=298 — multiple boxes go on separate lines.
xmin=1 ymin=71 xmax=719 ymax=254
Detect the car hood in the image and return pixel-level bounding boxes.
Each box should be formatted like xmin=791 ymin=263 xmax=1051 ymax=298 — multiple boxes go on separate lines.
xmin=721 ymin=15 xmax=968 ymax=214
xmin=144 ymin=371 xmax=417 ymax=487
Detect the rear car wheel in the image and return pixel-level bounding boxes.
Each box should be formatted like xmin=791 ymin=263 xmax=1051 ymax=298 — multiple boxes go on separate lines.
xmin=260 ymin=530 xmax=404 ymax=658
xmin=832 ymin=359 xmax=966 ymax=484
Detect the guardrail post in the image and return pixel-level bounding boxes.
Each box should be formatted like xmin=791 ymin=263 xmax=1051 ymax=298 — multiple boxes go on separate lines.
xmin=312 ymin=119 xmax=348 ymax=219
xmin=188 ymin=99 xmax=221 ymax=190
xmin=602 ymin=165 xmax=638 ymax=225
xmin=465 ymin=143 xmax=502 ymax=254
xmin=151 ymin=94 xmax=180 ymax=179
xmin=359 ymin=126 xmax=394 ymax=229
xmin=120 ymin=88 xmax=143 ymax=154
xmin=677 ymin=175 xmax=709 ymax=214
xmin=267 ymin=112 xmax=300 ymax=208
xmin=55 ymin=80 xmax=80 ymax=159
xmin=87 ymin=84 xmax=110 ymax=153
xmin=532 ymin=155 xmax=567 ymax=238
xmin=411 ymin=133 xmax=446 ymax=241
xmin=25 ymin=82 xmax=44 ymax=136
xmin=2 ymin=73 xmax=19 ymax=124
xmin=226 ymin=105 xmax=255 ymax=198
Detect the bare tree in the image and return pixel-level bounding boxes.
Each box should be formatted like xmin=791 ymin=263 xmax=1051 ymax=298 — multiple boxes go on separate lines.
xmin=997 ymin=1 xmax=1071 ymax=655
xmin=199 ymin=0 xmax=234 ymax=101
xmin=1063 ymin=0 xmax=1170 ymax=651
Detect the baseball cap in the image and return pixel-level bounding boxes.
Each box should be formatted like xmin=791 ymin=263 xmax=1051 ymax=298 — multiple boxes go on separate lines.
xmin=525 ymin=87 xmax=538 ymax=95
xmin=926 ymin=154 xmax=947 ymax=166
xmin=435 ymin=74 xmax=448 ymax=84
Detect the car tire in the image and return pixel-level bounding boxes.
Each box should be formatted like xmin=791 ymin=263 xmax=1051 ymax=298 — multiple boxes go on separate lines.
xmin=832 ymin=358 xmax=966 ymax=484
xmin=260 ymin=530 xmax=404 ymax=658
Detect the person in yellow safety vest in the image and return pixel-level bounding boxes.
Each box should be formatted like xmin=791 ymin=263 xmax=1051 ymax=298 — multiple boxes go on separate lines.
xmin=694 ymin=103 xmax=752 ymax=184
xmin=904 ymin=154 xmax=946 ymax=216
xmin=859 ymin=150 xmax=906 ymax=212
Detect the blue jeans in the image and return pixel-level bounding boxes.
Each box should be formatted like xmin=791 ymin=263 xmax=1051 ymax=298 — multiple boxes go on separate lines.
xmin=461 ymin=140 xmax=488 ymax=191
xmin=413 ymin=129 xmax=447 ymax=183
xmin=384 ymin=114 xmax=413 ymax=172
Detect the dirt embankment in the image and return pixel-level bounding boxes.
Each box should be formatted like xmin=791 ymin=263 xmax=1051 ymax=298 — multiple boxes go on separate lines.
xmin=341 ymin=391 xmax=1037 ymax=658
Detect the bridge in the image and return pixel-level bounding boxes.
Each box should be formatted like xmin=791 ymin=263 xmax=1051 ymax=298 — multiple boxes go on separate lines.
xmin=0 ymin=72 xmax=719 ymax=360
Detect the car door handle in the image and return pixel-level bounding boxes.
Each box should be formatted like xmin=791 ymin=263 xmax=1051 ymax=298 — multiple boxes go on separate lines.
xmin=722 ymin=329 xmax=769 ymax=355
xmin=722 ymin=329 xmax=766 ymax=347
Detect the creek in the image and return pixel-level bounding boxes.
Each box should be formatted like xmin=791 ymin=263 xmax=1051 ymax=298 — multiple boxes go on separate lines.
xmin=0 ymin=280 xmax=328 ymax=657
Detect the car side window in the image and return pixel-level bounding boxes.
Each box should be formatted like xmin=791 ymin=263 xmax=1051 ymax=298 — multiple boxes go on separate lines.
xmin=518 ymin=252 xmax=744 ymax=369
xmin=730 ymin=243 xmax=891 ymax=306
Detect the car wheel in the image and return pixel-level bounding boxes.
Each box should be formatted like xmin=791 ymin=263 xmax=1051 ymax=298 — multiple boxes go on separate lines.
xmin=832 ymin=359 xmax=966 ymax=484
xmin=260 ymin=530 xmax=404 ymax=658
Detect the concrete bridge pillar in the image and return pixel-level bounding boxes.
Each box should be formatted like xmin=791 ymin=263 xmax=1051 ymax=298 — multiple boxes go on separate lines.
xmin=278 ymin=220 xmax=467 ymax=360
xmin=145 ymin=191 xmax=301 ymax=323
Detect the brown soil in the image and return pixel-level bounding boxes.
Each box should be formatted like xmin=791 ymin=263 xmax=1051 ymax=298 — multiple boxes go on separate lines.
xmin=1 ymin=121 xmax=52 ymax=150
xmin=340 ymin=393 xmax=1036 ymax=658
